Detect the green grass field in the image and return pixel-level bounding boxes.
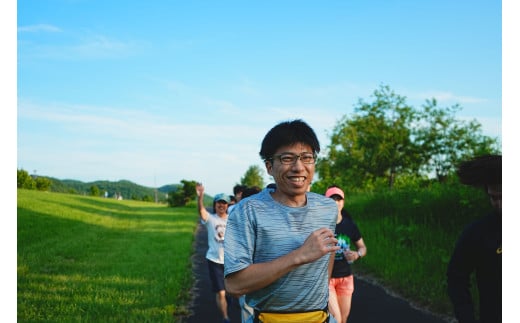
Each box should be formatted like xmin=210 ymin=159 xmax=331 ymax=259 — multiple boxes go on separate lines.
xmin=17 ymin=189 xmax=198 ymax=322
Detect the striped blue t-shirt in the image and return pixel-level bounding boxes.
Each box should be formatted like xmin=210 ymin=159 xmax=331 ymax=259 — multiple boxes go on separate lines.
xmin=224 ymin=188 xmax=337 ymax=313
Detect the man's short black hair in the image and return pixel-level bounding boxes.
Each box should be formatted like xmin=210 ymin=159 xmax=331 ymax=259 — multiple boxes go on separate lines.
xmin=259 ymin=119 xmax=320 ymax=161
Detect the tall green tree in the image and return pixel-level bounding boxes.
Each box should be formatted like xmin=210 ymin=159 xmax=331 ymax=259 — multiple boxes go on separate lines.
xmin=414 ymin=99 xmax=501 ymax=181
xmin=316 ymin=85 xmax=500 ymax=191
xmin=317 ymin=84 xmax=421 ymax=190
xmin=240 ymin=165 xmax=265 ymax=188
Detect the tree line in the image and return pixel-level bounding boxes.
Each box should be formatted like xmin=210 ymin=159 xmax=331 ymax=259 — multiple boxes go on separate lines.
xmin=16 ymin=170 xmax=177 ymax=203
xmin=17 ymin=169 xmax=52 ymax=191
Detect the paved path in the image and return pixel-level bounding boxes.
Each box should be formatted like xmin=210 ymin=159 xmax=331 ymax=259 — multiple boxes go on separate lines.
xmin=183 ymin=222 xmax=455 ymax=323
xmin=184 ymin=223 xmax=241 ymax=323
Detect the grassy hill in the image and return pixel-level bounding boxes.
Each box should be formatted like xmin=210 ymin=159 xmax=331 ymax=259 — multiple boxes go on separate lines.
xmin=17 ymin=189 xmax=199 ymax=322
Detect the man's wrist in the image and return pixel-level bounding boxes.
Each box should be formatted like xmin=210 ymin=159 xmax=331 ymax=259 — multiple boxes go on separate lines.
xmin=357 ymin=250 xmax=363 ymax=258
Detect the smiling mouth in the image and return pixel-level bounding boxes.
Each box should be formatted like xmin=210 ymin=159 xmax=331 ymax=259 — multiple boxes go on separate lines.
xmin=288 ymin=176 xmax=306 ymax=183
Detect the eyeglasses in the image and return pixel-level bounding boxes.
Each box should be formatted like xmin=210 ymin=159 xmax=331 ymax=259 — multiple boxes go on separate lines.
xmin=272 ymin=152 xmax=317 ymax=165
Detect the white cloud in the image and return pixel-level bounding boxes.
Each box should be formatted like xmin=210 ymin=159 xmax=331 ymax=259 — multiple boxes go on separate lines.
xmin=18 ymin=31 xmax=139 ymax=60
xmin=18 ymin=24 xmax=62 ymax=33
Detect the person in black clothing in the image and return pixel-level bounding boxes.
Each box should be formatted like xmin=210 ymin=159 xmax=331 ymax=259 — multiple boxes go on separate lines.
xmin=325 ymin=185 xmax=367 ymax=323
xmin=447 ymin=154 xmax=501 ymax=323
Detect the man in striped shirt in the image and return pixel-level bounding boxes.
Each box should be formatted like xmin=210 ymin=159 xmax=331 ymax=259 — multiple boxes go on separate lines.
xmin=224 ymin=119 xmax=339 ymax=323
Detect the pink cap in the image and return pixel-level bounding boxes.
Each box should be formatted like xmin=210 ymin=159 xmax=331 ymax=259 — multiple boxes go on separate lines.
xmin=325 ymin=187 xmax=344 ymax=199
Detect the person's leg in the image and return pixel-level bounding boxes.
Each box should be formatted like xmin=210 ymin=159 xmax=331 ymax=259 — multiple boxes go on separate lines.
xmin=207 ymin=260 xmax=230 ymax=322
xmin=337 ymin=294 xmax=352 ymax=323
xmin=328 ymin=278 xmax=341 ymax=322
xmin=216 ymin=290 xmax=229 ymax=322
xmin=336 ymin=276 xmax=354 ymax=323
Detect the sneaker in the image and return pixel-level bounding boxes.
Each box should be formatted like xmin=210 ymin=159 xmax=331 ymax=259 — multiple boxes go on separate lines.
xmin=223 ymin=319 xmax=230 ymax=323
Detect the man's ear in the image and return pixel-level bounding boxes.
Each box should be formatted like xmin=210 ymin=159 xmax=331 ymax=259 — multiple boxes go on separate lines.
xmin=265 ymin=160 xmax=273 ymax=176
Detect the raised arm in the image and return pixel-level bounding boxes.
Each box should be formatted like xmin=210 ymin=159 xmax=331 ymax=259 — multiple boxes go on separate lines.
xmin=196 ymin=183 xmax=209 ymax=222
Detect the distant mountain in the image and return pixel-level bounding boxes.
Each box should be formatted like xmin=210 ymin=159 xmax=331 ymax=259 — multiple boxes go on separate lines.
xmin=44 ymin=176 xmax=180 ymax=202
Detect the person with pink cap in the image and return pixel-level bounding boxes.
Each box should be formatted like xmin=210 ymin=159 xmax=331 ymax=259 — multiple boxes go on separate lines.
xmin=325 ymin=185 xmax=367 ymax=323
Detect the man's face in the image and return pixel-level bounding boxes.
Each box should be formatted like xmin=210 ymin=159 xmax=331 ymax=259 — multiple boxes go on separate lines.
xmin=265 ymin=143 xmax=315 ymax=199
xmin=487 ymin=183 xmax=501 ymax=214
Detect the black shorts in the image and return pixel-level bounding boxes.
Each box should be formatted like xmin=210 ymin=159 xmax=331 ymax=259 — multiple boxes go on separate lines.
xmin=207 ymin=259 xmax=225 ymax=293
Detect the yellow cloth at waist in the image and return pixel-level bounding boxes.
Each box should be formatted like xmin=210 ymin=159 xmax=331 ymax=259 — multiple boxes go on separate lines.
xmin=257 ymin=309 xmax=328 ymax=322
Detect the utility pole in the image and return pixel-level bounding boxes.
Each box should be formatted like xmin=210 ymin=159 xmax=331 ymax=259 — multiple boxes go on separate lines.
xmin=154 ymin=174 xmax=158 ymax=204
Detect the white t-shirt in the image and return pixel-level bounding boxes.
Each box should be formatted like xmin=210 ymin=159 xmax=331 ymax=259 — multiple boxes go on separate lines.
xmin=201 ymin=212 xmax=228 ymax=264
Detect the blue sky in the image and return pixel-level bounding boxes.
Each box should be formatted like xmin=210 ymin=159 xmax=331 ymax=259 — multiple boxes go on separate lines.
xmin=16 ymin=0 xmax=505 ymax=198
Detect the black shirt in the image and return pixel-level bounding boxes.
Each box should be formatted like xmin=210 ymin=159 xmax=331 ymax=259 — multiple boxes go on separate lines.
xmin=332 ymin=210 xmax=362 ymax=278
xmin=447 ymin=212 xmax=502 ymax=323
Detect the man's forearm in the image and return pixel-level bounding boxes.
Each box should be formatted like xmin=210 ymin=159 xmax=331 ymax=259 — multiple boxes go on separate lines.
xmin=225 ymin=249 xmax=304 ymax=297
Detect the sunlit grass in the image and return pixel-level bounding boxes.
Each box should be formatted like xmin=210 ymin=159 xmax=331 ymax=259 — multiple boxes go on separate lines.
xmin=17 ymin=189 xmax=198 ymax=322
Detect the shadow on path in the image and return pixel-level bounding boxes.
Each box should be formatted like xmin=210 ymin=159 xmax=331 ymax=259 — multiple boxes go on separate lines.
xmin=184 ymin=222 xmax=455 ymax=323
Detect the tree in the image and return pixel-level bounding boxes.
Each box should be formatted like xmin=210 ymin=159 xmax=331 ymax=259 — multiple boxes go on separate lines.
xmin=167 ymin=179 xmax=198 ymax=207
xmin=17 ymin=169 xmax=35 ymax=189
xmin=315 ymin=85 xmax=501 ymax=191
xmin=317 ymin=84 xmax=421 ymax=190
xmin=142 ymin=195 xmax=154 ymax=202
xmin=35 ymin=177 xmax=52 ymax=191
xmin=89 ymin=185 xmax=100 ymax=196
xmin=240 ymin=165 xmax=265 ymax=188
xmin=414 ymin=99 xmax=501 ymax=181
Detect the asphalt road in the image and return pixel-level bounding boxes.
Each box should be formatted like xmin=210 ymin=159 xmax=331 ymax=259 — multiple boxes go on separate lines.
xmin=183 ymin=222 xmax=455 ymax=323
